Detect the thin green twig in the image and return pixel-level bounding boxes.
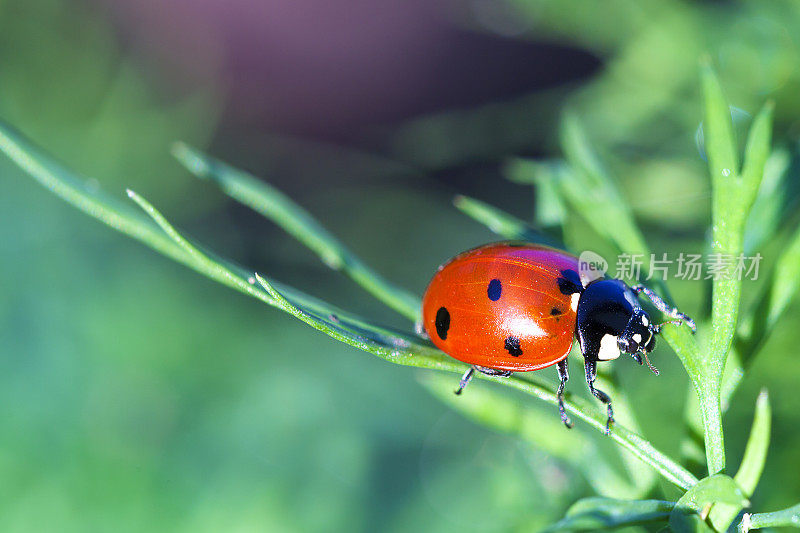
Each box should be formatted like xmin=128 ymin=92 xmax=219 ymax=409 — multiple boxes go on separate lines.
xmin=173 ymin=142 xmax=422 ymax=322
xmin=0 ymin=120 xmax=699 ymax=492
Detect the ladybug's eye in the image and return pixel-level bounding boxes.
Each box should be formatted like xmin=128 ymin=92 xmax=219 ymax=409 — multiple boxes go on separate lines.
xmin=617 ymin=336 xmax=635 ymax=353
xmin=643 ymin=330 xmax=657 ymax=353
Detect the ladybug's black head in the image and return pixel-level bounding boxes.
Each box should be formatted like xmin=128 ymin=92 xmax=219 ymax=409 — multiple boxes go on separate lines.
xmin=576 ymin=279 xmax=659 ymax=366
xmin=617 ymin=309 xmax=656 ymax=355
xmin=577 ymin=277 xmax=695 ymax=374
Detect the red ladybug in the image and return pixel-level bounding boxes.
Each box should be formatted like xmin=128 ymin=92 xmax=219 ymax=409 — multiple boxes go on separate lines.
xmin=421 ymin=242 xmax=695 ymax=433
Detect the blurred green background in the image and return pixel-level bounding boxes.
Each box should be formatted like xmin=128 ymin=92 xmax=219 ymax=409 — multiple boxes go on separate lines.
xmin=2 ymin=0 xmax=800 ymax=530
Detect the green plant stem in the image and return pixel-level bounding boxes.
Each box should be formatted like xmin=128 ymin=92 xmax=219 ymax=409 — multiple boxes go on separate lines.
xmin=545 ymin=498 xmax=676 ymax=532
xmin=452 ymin=194 xmax=563 ymax=248
xmin=741 ymin=504 xmax=800 ymax=531
xmin=258 ymin=267 xmax=696 ymax=490
xmin=420 ymin=373 xmax=645 ymax=499
xmin=0 ymin=120 xmax=698 ymax=493
xmin=709 ymin=390 xmax=771 ymax=530
xmin=699 ymin=62 xmax=773 ymax=475
xmin=173 ymin=142 xmax=422 ymax=323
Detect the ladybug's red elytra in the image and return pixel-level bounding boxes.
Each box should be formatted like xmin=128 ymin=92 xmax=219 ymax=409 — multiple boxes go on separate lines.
xmin=421 ymin=242 xmax=696 ymax=434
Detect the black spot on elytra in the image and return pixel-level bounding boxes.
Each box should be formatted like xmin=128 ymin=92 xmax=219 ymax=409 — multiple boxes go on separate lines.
xmin=487 ymin=279 xmax=502 ymax=301
xmin=557 ymin=269 xmax=582 ymax=295
xmin=435 ymin=307 xmax=450 ymax=340
xmin=504 ymin=336 xmax=523 ymax=357
xmin=550 ymin=307 xmax=562 ymax=316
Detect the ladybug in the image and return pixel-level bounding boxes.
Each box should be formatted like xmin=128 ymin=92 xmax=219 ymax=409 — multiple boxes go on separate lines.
xmin=421 ymin=242 xmax=696 ymax=433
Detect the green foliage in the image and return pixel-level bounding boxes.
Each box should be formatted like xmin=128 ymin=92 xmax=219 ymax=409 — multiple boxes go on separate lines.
xmin=4 ymin=59 xmax=800 ymax=531
xmin=700 ymin=62 xmax=774 ymax=475
xmin=544 ymin=497 xmax=675 ymax=532
xmin=742 ymin=503 xmax=800 ymax=531
xmin=452 ymin=194 xmax=563 ymax=248
xmin=172 ymin=143 xmax=421 ymax=322
xmin=708 ymin=391 xmax=771 ymax=530
xmin=0 ymin=0 xmax=217 ymax=212
xmin=0 ymin=120 xmax=698 ymax=493
xmin=421 ymin=373 xmax=652 ymax=499
xmin=669 ymin=475 xmax=749 ymax=532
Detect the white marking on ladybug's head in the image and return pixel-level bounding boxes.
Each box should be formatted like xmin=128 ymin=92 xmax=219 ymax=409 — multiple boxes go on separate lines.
xmin=642 ymin=316 xmax=649 ymax=327
xmin=571 ymin=292 xmax=580 ymax=312
xmin=632 ymin=333 xmax=643 ymax=344
xmin=597 ymin=334 xmax=621 ymax=361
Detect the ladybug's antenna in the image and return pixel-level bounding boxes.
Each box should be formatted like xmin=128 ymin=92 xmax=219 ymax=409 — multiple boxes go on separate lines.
xmin=641 ymin=351 xmax=660 ymax=375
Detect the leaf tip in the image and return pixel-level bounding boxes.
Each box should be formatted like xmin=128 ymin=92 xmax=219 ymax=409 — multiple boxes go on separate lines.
xmin=172 ymin=141 xmax=211 ymax=179
xmin=756 ymin=388 xmax=770 ymax=408
xmin=759 ymin=100 xmax=776 ymax=123
xmin=170 ymin=141 xmax=189 ymax=160
xmin=254 ymin=272 xmax=269 ymax=288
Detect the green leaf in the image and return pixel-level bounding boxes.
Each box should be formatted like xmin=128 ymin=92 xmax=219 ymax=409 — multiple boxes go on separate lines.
xmin=553 ymin=113 xmax=724 ymax=476
xmin=420 ymin=373 xmax=641 ymax=499
xmin=0 ymin=118 xmax=436 ymax=367
xmin=452 ymin=194 xmax=563 ymax=248
xmin=743 ymin=147 xmax=790 ymax=254
xmin=0 ymin=119 xmax=698 ymax=491
xmin=669 ymin=474 xmax=749 ymax=532
xmin=700 ymin=63 xmax=773 ymax=475
xmin=173 ymin=142 xmax=422 ymax=323
xmin=702 ymin=65 xmax=741 ymax=400
xmin=504 ymin=158 xmax=567 ymax=229
xmin=700 ymin=59 xmax=739 ymax=186
xmin=545 ymin=497 xmax=674 ymax=532
xmin=706 ymin=99 xmax=774 ymax=372
xmin=736 ymin=219 xmax=800 ymax=367
xmin=126 ymin=189 xmax=443 ymax=368
xmin=733 ymin=390 xmax=771 ymax=495
xmin=742 ymin=503 xmax=800 ymax=531
xmin=708 ymin=390 xmax=771 ymax=530
xmin=497 ymin=376 xmax=697 ymax=490
xmin=556 ymin=115 xmax=650 ymax=258
xmin=591 ymin=370 xmax=658 ymax=496
xmin=741 ymin=101 xmax=775 ymax=196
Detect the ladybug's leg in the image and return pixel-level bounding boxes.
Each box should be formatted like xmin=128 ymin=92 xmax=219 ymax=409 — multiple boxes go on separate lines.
xmin=631 ymin=284 xmax=697 ymax=333
xmin=475 ymin=366 xmax=513 ymax=378
xmin=556 ymin=359 xmax=573 ymax=429
xmin=454 ymin=366 xmax=512 ymax=395
xmin=584 ymin=359 xmax=615 ymax=435
xmin=454 ymin=367 xmax=475 ymax=395
xmin=414 ymin=320 xmax=430 ymax=340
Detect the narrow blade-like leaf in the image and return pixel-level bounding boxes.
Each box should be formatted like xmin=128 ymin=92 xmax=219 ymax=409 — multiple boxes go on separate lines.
xmin=545 ymin=497 xmax=674 ymax=532
xmin=741 ymin=101 xmax=775 ymax=198
xmin=700 ymin=59 xmax=739 ymax=185
xmin=1 ymin=120 xmax=697 ymax=492
xmin=452 ymin=194 xmax=563 ymax=248
xmin=669 ymin=474 xmax=749 ymax=532
xmin=708 ymin=390 xmax=771 ymax=530
xmin=420 ymin=373 xmax=640 ymax=499
xmin=173 ymin=142 xmax=422 ymax=322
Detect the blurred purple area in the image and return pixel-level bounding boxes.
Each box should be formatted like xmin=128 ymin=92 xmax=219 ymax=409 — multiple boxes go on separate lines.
xmin=94 ymin=0 xmax=598 ymax=142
